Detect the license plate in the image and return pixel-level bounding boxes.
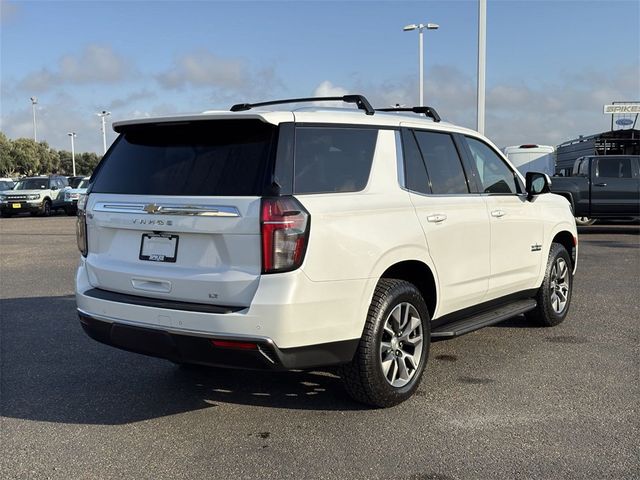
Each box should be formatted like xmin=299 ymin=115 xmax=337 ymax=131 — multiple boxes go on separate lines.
xmin=12 ymin=203 xmax=21 ymax=209
xmin=139 ymin=233 xmax=179 ymax=263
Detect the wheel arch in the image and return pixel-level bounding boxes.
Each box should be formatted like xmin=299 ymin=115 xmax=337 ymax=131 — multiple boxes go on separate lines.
xmin=552 ymin=230 xmax=577 ymax=271
xmin=379 ymin=260 xmax=437 ymax=319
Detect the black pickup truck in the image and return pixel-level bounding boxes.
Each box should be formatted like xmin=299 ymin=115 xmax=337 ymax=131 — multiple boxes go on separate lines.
xmin=550 ymin=155 xmax=640 ymax=225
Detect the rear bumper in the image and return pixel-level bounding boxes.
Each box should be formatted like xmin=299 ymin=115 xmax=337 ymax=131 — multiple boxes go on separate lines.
xmin=76 ymin=258 xmax=372 ymax=349
xmin=78 ymin=310 xmax=358 ymax=370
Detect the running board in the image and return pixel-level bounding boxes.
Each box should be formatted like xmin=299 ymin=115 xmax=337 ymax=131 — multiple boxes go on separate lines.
xmin=431 ymin=299 xmax=537 ymax=339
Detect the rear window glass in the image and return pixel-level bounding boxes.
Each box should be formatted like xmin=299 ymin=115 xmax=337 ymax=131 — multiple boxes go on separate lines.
xmin=294 ymin=127 xmax=377 ymax=194
xmin=91 ymin=120 xmax=276 ymax=196
xmin=414 ymin=131 xmax=469 ymax=194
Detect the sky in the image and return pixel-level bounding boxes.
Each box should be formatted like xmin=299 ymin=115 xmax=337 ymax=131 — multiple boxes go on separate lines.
xmin=1 ymin=0 xmax=639 ymax=153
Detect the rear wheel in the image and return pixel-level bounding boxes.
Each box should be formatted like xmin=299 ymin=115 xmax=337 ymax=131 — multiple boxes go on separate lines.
xmin=1 ymin=211 xmax=12 ymax=218
xmin=575 ymin=216 xmax=596 ymax=226
xmin=526 ymin=243 xmax=573 ymax=327
xmin=339 ymin=279 xmax=430 ymax=408
xmin=65 ymin=206 xmax=76 ymax=216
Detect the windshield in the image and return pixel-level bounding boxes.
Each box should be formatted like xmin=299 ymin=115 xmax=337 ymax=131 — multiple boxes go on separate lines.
xmin=15 ymin=178 xmax=49 ymax=190
xmin=0 ymin=181 xmax=14 ymax=190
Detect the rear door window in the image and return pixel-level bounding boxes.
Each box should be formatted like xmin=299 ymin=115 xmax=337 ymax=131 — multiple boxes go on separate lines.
xmin=413 ymin=131 xmax=469 ymax=194
xmin=91 ymin=120 xmax=276 ymax=196
xmin=293 ymin=127 xmax=377 ymax=194
xmin=597 ymin=157 xmax=633 ymax=178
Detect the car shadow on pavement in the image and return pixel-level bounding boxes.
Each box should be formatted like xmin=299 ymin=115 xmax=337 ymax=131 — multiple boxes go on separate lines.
xmin=490 ymin=313 xmax=543 ymax=329
xmin=0 ymin=296 xmax=366 ymax=426
xmin=577 ymin=224 xmax=639 ymax=235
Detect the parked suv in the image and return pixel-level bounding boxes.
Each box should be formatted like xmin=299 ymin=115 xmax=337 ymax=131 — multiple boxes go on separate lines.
xmin=75 ymin=95 xmax=578 ymax=407
xmin=0 ymin=175 xmax=69 ymax=217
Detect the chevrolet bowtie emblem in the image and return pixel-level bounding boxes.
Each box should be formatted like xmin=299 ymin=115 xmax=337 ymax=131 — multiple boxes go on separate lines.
xmin=143 ymin=203 xmax=161 ymax=214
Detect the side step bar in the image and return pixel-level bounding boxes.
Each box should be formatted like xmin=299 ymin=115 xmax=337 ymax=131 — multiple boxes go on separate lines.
xmin=431 ymin=299 xmax=537 ymax=339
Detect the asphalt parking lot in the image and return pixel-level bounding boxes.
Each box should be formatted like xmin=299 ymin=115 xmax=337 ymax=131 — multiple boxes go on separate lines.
xmin=1 ymin=216 xmax=638 ymax=480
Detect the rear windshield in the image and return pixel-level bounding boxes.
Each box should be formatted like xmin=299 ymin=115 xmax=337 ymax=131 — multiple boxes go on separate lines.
xmin=91 ymin=120 xmax=276 ymax=196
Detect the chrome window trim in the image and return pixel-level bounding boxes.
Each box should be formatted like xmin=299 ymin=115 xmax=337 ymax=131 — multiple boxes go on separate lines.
xmin=93 ymin=202 xmax=241 ymax=217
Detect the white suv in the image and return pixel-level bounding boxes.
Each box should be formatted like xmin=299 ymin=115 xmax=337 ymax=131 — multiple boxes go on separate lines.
xmin=75 ymin=95 xmax=577 ymax=407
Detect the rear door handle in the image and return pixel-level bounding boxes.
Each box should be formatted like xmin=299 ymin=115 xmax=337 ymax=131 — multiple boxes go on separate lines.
xmin=491 ymin=209 xmax=506 ymax=218
xmin=594 ymin=183 xmax=607 ymax=187
xmin=427 ymin=214 xmax=447 ymax=223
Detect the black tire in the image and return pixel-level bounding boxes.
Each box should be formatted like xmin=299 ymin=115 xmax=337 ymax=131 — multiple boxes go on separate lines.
xmin=526 ymin=243 xmax=573 ymax=327
xmin=40 ymin=200 xmax=52 ymax=217
xmin=1 ymin=212 xmax=12 ymax=218
xmin=65 ymin=206 xmax=77 ymax=216
xmin=339 ymin=279 xmax=430 ymax=408
xmin=575 ymin=216 xmax=596 ymax=226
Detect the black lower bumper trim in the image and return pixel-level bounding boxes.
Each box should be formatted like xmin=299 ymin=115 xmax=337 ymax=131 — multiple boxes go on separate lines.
xmin=83 ymin=288 xmax=244 ymax=314
xmin=78 ymin=311 xmax=358 ymax=370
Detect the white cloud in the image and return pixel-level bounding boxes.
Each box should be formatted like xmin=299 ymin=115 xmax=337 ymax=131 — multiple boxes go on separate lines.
xmin=157 ymin=51 xmax=248 ymax=90
xmin=314 ymin=65 xmax=639 ymax=148
xmin=313 ymin=80 xmax=349 ymax=97
xmin=19 ymin=45 xmax=131 ymax=91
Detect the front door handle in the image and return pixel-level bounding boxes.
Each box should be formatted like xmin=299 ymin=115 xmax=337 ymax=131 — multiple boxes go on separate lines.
xmin=427 ymin=214 xmax=447 ymax=223
xmin=594 ymin=183 xmax=607 ymax=187
xmin=491 ymin=209 xmax=506 ymax=218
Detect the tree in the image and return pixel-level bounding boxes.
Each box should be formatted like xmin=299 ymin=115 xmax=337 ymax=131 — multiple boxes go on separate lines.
xmin=10 ymin=138 xmax=40 ymax=175
xmin=36 ymin=141 xmax=61 ymax=174
xmin=0 ymin=132 xmax=14 ymax=176
xmin=76 ymin=152 xmax=101 ymax=175
xmin=0 ymin=131 xmax=102 ymax=176
xmin=58 ymin=150 xmax=73 ymax=175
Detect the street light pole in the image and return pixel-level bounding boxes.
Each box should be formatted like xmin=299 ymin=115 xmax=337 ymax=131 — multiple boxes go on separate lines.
xmin=97 ymin=111 xmax=111 ymax=154
xmin=68 ymin=132 xmax=77 ymax=176
xmin=477 ymin=0 xmax=487 ymax=134
xmin=30 ymin=97 xmax=38 ymax=142
xmin=419 ymin=28 xmax=424 ymax=107
xmin=403 ymin=23 xmax=439 ymax=106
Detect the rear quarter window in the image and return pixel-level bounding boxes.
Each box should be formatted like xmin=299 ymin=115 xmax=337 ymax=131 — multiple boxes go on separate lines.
xmin=293 ymin=127 xmax=377 ymax=194
xmin=91 ymin=120 xmax=276 ymax=196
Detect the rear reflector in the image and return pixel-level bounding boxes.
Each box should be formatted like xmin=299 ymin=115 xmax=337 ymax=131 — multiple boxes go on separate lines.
xmin=210 ymin=339 xmax=257 ymax=350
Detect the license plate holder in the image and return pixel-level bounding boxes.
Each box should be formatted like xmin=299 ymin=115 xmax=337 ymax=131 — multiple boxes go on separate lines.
xmin=139 ymin=233 xmax=179 ymax=263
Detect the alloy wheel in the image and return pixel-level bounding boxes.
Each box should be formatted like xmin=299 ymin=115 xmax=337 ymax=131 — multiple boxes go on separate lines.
xmin=379 ymin=302 xmax=423 ymax=388
xmin=549 ymin=257 xmax=570 ymax=314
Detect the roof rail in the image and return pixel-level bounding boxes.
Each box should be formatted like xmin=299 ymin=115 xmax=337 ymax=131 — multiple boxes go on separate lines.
xmin=230 ymin=95 xmax=375 ymax=115
xmin=376 ymin=106 xmax=441 ymax=123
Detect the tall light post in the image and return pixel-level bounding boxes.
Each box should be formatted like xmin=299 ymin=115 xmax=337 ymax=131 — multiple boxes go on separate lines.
xmin=97 ymin=111 xmax=111 ymax=153
xmin=68 ymin=132 xmax=77 ymax=176
xmin=403 ymin=22 xmax=439 ymax=106
xmin=30 ymin=97 xmax=38 ymax=142
xmin=477 ymin=0 xmax=487 ymax=134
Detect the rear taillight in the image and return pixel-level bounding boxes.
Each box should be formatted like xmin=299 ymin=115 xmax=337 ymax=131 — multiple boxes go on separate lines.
xmin=76 ymin=194 xmax=88 ymax=257
xmin=260 ymin=197 xmax=310 ymax=274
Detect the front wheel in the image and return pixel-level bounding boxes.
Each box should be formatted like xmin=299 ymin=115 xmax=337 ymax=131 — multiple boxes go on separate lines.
xmin=40 ymin=200 xmax=52 ymax=217
xmin=526 ymin=243 xmax=573 ymax=327
xmin=339 ymin=279 xmax=430 ymax=408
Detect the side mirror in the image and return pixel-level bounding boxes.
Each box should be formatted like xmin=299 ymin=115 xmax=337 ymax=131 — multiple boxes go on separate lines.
xmin=51 ymin=185 xmax=59 ymax=191
xmin=525 ymin=171 xmax=551 ymax=201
